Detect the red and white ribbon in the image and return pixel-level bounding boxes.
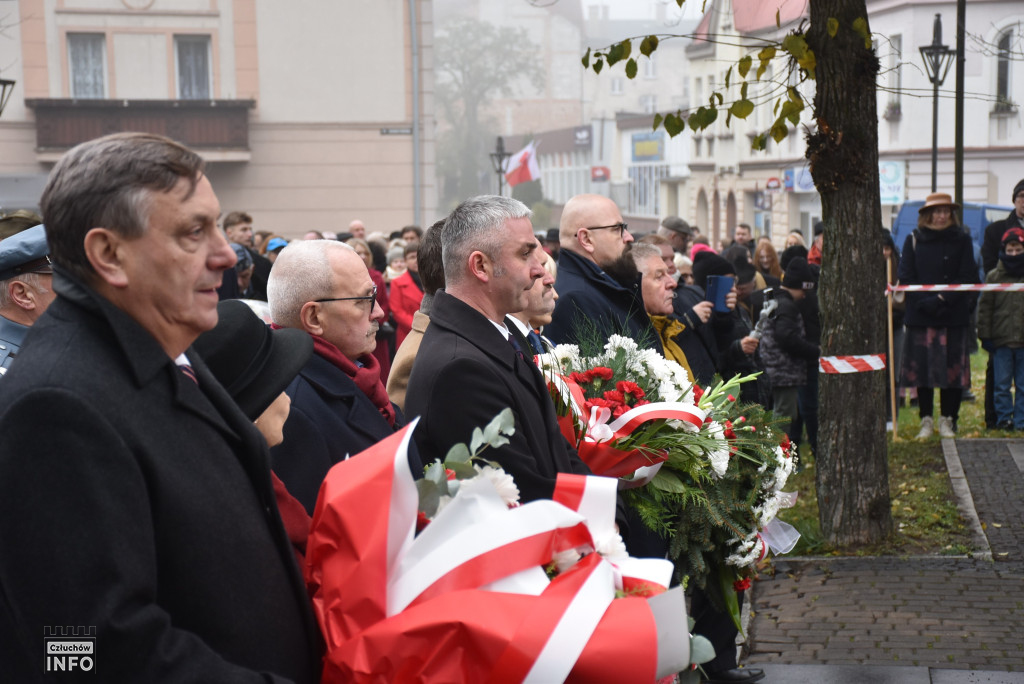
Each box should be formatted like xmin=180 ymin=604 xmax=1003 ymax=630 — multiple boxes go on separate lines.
xmin=819 ymin=354 xmax=886 ymax=374
xmin=306 ymin=421 xmax=683 ymax=682
xmin=888 ymin=282 xmax=1024 ymax=292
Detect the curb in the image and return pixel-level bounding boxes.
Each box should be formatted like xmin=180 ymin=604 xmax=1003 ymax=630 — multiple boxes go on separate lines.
xmin=941 ymin=437 xmax=993 ymax=560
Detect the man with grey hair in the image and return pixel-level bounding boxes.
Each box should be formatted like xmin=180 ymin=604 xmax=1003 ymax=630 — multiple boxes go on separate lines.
xmin=0 ymin=224 xmax=56 ymax=376
xmin=267 ymin=239 xmax=407 ymax=514
xmin=405 ymin=195 xmax=592 ymax=503
xmin=658 ymin=215 xmax=694 ymax=255
xmin=0 ymin=133 xmax=321 ymax=681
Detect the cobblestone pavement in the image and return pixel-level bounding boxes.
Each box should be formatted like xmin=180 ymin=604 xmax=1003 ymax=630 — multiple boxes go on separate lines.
xmin=743 ymin=438 xmax=1024 ymax=677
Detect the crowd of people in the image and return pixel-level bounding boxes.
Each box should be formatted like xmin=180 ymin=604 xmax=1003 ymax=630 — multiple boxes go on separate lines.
xmin=0 ymin=130 xmax=1022 ymax=682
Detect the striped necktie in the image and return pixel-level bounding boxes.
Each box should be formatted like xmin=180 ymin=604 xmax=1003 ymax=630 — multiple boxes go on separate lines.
xmin=179 ymin=363 xmax=199 ymax=385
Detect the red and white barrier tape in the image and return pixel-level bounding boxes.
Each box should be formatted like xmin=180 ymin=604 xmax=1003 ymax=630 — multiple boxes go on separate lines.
xmin=819 ymin=354 xmax=886 ymax=374
xmin=888 ymin=282 xmax=1024 ymax=292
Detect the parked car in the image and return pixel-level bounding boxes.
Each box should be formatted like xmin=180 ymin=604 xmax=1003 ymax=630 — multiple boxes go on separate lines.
xmin=892 ymin=200 xmax=1011 ymax=278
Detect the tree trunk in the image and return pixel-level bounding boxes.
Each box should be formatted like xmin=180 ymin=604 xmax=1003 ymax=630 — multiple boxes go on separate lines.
xmin=806 ymin=0 xmax=893 ymax=544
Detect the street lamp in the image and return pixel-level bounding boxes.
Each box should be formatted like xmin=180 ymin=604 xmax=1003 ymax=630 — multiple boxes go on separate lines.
xmin=0 ymin=77 xmax=16 ymax=118
xmin=489 ymin=136 xmax=511 ymax=196
xmin=919 ymin=14 xmax=955 ymax=193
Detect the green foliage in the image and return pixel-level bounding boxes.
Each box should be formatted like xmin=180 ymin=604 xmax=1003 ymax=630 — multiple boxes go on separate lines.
xmin=580 ymin=9 xmax=891 ymax=151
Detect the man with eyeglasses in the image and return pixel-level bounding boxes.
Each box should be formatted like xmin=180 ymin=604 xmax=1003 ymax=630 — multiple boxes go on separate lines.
xmin=0 ymin=223 xmax=56 ymax=376
xmin=544 ymin=193 xmax=661 ymax=352
xmin=267 ymin=239 xmax=411 ymax=514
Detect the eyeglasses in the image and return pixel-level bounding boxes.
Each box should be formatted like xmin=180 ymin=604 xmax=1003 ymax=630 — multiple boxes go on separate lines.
xmin=584 ymin=222 xmax=628 ymax=237
xmin=315 ymin=285 xmax=378 ymax=307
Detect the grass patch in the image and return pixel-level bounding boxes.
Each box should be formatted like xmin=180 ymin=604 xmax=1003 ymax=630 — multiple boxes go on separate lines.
xmin=772 ymin=352 xmax=993 ymax=557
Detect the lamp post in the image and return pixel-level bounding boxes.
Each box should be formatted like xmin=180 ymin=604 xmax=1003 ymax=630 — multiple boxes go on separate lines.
xmin=489 ymin=136 xmax=511 ymax=197
xmin=0 ymin=77 xmax=16 ymax=118
xmin=919 ymin=14 xmax=955 ymax=193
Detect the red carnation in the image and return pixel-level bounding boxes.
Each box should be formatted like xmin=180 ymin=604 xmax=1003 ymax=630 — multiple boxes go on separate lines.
xmin=416 ymin=510 xmax=431 ymax=532
xmin=616 ymin=380 xmax=645 ymax=398
xmin=602 ymin=390 xmax=626 ymax=404
xmin=589 ymin=367 xmax=614 ymax=381
xmin=727 ymin=394 xmax=736 ymax=402
xmin=733 ymin=577 xmax=752 ymax=592
xmin=723 ymin=420 xmax=736 ymax=440
xmin=445 ymin=468 xmax=457 ymax=481
xmin=780 ymin=435 xmax=791 ymax=451
xmin=569 ymin=371 xmax=590 ymax=385
xmin=692 ymin=384 xmax=704 ymax=401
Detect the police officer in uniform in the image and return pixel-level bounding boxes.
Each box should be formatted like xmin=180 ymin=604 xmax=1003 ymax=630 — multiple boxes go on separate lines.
xmin=0 ymin=224 xmax=54 ymax=376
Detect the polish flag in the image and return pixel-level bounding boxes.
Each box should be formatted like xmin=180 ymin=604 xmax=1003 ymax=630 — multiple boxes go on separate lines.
xmin=505 ymin=141 xmax=540 ymax=187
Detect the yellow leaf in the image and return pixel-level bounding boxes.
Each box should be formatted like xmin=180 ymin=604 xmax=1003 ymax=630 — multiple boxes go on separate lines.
xmin=827 ymin=18 xmax=839 ymax=38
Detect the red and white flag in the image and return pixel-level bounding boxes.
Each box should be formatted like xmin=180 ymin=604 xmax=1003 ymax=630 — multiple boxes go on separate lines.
xmin=505 ymin=141 xmax=540 ymax=187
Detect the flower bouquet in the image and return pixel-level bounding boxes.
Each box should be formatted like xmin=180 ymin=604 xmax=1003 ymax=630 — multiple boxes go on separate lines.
xmin=536 ymin=335 xmax=801 ymax=629
xmin=304 ymin=411 xmax=713 ymax=682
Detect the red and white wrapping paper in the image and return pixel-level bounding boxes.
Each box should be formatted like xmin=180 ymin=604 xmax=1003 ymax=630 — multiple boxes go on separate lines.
xmin=305 ymin=419 xmax=690 ymax=683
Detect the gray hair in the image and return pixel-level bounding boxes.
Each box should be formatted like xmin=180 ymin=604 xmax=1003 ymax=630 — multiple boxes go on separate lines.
xmin=0 ymin=273 xmax=49 ymax=309
xmin=629 ymin=242 xmax=663 ymax=273
xmin=267 ymin=239 xmax=353 ymax=328
xmin=40 ymin=132 xmax=205 ymax=284
xmin=442 ymin=195 xmax=531 ymax=287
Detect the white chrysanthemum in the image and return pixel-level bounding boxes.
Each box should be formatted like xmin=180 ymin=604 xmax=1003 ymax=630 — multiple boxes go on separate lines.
xmin=705 ymin=420 xmax=731 ymax=477
xmin=473 ymin=464 xmax=520 ymax=507
xmin=606 ymin=334 xmax=638 ymax=355
xmin=594 ymin=532 xmax=629 ymax=562
xmin=552 ymin=548 xmax=582 ymax=573
xmin=725 ymin=532 xmax=765 ymax=568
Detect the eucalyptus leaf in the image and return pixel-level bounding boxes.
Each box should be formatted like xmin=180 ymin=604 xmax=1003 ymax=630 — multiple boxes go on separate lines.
xmin=424 ymin=460 xmax=447 ymax=485
xmin=470 ymin=427 xmax=485 ymax=453
xmin=448 ymin=460 xmax=477 ymax=479
xmin=416 ymin=479 xmax=441 ymax=518
xmin=444 ymin=442 xmax=471 ymax=464
xmin=689 ymin=634 xmax=716 ymax=665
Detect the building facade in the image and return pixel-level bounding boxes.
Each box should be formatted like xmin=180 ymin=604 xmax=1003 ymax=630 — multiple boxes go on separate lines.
xmin=0 ymin=0 xmax=436 ymax=237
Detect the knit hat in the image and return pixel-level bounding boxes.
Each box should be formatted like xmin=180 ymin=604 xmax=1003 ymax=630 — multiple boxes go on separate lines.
xmin=690 ymin=242 xmax=714 ymax=261
xmin=779 ymin=244 xmax=809 ymax=271
xmin=692 ymin=252 xmax=734 ymax=290
xmin=781 ymin=257 xmax=816 ymax=290
xmin=1002 ymin=227 xmax=1024 ymax=248
xmin=1013 ymin=179 xmax=1024 ymax=202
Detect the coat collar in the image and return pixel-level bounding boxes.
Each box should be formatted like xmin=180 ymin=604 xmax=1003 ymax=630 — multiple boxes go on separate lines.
xmin=430 ymin=291 xmax=517 ymax=371
xmin=557 ymin=248 xmax=634 ymax=295
xmin=298 ymin=352 xmax=398 ymax=438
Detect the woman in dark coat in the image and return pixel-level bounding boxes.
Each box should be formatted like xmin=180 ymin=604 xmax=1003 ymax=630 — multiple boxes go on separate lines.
xmin=898 ymin=193 xmax=980 ymax=438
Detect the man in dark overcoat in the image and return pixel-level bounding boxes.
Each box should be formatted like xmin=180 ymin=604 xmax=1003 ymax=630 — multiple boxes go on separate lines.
xmin=405 ymin=195 xmax=591 ymax=503
xmin=0 ymin=133 xmax=321 ymax=681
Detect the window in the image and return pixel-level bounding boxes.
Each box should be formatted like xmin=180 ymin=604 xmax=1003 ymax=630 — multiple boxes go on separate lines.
xmin=68 ymin=33 xmax=106 ymax=99
xmin=694 ymin=77 xmax=702 ymax=104
xmin=888 ymin=34 xmax=902 ymax=107
xmin=176 ymin=35 xmax=211 ymax=99
xmin=611 ymin=77 xmax=624 ymax=95
xmin=996 ymin=30 xmax=1012 ymax=108
xmin=643 ymin=54 xmax=656 ymax=79
xmin=640 ymin=94 xmax=657 ymax=114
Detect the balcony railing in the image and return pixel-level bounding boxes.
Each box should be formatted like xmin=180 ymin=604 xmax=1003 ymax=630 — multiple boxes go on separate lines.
xmin=25 ymin=99 xmax=256 ymax=162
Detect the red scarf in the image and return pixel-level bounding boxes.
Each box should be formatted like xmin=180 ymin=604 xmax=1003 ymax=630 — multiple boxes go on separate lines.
xmin=310 ymin=334 xmax=397 ymax=427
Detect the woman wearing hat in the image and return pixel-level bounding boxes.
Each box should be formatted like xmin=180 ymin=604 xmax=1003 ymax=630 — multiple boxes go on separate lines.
xmin=898 ymin=192 xmax=980 ymax=439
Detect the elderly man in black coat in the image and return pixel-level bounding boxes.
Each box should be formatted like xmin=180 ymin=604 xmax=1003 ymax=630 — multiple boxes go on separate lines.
xmin=0 ymin=133 xmax=321 ymax=681
xmin=405 ymin=195 xmax=592 ymax=503
xmin=267 ymin=239 xmax=408 ymax=514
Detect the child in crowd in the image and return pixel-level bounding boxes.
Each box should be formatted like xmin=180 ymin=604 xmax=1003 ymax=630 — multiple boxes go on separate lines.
xmin=758 ymin=257 xmax=820 ymax=450
xmin=978 ymin=227 xmax=1024 ymax=430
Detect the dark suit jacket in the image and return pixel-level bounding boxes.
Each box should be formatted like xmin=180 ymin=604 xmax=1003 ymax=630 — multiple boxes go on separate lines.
xmin=271 ymin=351 xmax=406 ymax=514
xmin=404 ymin=291 xmax=590 ymax=503
xmin=0 ymin=271 xmax=320 ymax=682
